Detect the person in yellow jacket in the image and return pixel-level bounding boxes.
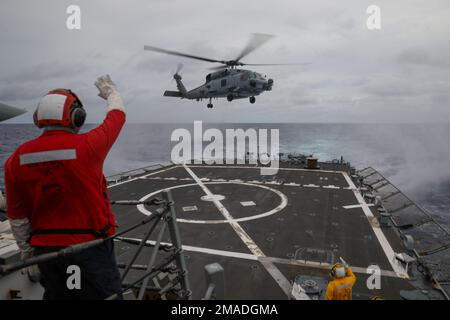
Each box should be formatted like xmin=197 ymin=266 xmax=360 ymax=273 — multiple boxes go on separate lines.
xmin=325 ymin=261 xmax=356 ymax=300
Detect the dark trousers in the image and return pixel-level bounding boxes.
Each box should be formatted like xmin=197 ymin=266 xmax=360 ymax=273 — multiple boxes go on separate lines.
xmin=34 ymin=239 xmax=122 ymax=300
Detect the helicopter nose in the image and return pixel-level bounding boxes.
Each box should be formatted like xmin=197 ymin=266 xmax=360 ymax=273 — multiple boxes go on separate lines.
xmin=264 ymin=79 xmax=274 ymax=90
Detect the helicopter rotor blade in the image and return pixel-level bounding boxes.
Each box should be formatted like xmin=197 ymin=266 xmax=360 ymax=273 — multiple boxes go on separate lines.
xmin=144 ymin=45 xmax=226 ymax=64
xmin=208 ymin=65 xmax=228 ymax=71
xmin=176 ymin=63 xmax=183 ymax=74
xmin=243 ymin=62 xmax=311 ymax=66
xmin=234 ymin=33 xmax=275 ymax=62
xmin=208 ymin=62 xmax=310 ymax=70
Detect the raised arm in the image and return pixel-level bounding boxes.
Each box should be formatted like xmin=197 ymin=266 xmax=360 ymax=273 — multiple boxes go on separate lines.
xmin=86 ymin=75 xmax=126 ymax=160
xmin=346 ymin=267 xmax=356 ymax=285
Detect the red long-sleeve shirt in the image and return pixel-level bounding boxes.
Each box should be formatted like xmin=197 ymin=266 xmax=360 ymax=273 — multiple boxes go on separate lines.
xmin=4 ymin=110 xmax=126 ymax=246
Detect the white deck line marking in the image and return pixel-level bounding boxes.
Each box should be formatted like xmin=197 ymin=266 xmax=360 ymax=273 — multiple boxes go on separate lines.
xmin=342 ymin=172 xmax=409 ymax=279
xmin=136 ymin=182 xmax=287 ymax=224
xmin=116 ymin=237 xmax=400 ymax=278
xmin=303 ymin=184 xmax=320 ymax=188
xmin=183 ymin=164 xmax=292 ymax=297
xmin=240 ymin=201 xmax=256 ymax=207
xmin=182 ymin=206 xmax=198 ymax=212
xmin=188 ymin=164 xmax=340 ymax=174
xmin=343 ymin=203 xmax=375 ymax=209
xmin=108 ymin=165 xmax=179 ymax=188
xmin=261 ymin=257 xmax=399 ymax=278
xmin=117 ymin=237 xmax=260 ymax=260
xmin=108 ymin=164 xmax=344 ymax=189
xmin=323 ymin=185 xmax=340 ymax=189
xmin=247 ymin=181 xmax=343 ymax=190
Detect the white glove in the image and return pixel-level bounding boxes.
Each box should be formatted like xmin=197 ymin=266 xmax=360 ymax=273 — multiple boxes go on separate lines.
xmin=95 ymin=75 xmax=125 ymax=114
xmin=9 ymin=218 xmax=40 ymax=282
xmin=95 ymin=74 xmax=116 ymax=100
xmin=21 ymin=250 xmax=41 ymax=283
xmin=339 ymin=257 xmax=349 ymax=268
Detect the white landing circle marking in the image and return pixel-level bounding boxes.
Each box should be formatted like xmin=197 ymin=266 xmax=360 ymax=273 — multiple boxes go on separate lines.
xmin=137 ymin=182 xmax=288 ymax=224
xmin=201 ymin=194 xmax=225 ymax=202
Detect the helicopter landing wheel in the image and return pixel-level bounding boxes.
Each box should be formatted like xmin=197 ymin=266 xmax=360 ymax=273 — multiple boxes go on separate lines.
xmin=249 ymin=96 xmax=256 ymax=104
xmin=227 ymin=94 xmax=234 ymax=102
xmin=207 ymin=103 xmax=213 ymax=108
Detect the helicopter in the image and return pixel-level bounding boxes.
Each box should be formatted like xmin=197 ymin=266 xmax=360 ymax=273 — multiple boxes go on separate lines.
xmin=144 ymin=34 xmax=292 ymax=108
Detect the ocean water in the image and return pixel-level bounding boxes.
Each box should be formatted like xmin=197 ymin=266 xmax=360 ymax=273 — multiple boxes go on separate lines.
xmin=1 ymin=123 xmax=449 ymax=229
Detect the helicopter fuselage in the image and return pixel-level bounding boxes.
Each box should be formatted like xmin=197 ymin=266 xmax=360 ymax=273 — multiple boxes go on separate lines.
xmin=164 ymin=69 xmax=273 ymax=107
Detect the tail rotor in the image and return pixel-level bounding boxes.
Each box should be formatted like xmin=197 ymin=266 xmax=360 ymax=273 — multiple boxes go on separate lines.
xmin=172 ymin=63 xmax=183 ymax=81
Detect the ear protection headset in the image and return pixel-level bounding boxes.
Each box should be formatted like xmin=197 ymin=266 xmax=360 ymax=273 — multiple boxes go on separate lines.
xmin=66 ymin=89 xmax=86 ymax=128
xmin=330 ymin=263 xmax=346 ymax=279
xmin=33 ymin=88 xmax=86 ymax=129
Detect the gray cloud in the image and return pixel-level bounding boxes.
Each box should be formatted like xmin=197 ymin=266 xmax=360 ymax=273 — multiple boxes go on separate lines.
xmin=396 ymin=47 xmax=450 ymax=69
xmin=1 ymin=0 xmax=450 ymax=123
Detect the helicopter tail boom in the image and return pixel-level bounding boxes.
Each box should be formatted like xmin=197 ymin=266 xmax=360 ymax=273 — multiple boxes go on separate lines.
xmin=174 ymin=74 xmax=187 ymax=96
xmin=163 ymin=73 xmax=187 ymax=98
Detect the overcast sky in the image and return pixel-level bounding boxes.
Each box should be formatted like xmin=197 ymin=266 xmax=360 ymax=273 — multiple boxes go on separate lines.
xmin=1 ymin=0 xmax=450 ymax=123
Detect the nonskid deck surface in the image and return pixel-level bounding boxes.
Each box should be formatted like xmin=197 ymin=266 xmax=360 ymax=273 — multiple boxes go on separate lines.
xmin=108 ymin=164 xmax=415 ymax=299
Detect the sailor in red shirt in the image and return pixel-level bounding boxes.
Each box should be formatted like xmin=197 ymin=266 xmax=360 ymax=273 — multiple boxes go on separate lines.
xmin=4 ymin=75 xmax=125 ymax=299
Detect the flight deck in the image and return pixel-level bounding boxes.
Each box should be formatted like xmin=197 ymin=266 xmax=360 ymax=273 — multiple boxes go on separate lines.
xmin=107 ymin=162 xmax=444 ymax=300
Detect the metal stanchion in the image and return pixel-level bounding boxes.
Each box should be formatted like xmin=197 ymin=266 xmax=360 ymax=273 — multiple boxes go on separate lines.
xmin=162 ymin=189 xmax=192 ymax=300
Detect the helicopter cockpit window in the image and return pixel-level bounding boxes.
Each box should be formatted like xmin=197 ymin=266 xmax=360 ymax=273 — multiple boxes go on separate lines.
xmin=241 ymin=73 xmax=249 ymax=81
